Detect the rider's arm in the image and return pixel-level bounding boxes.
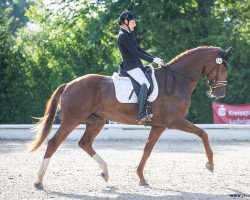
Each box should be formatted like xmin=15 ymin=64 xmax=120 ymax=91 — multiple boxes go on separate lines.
xmin=119 ymin=34 xmax=154 ymax=63
xmin=137 ymin=46 xmax=154 ymax=58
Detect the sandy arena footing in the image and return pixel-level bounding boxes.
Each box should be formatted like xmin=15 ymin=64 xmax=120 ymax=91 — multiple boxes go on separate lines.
xmin=0 ymin=139 xmax=249 ymax=200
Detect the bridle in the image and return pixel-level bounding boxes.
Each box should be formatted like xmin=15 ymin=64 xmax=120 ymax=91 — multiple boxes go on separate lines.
xmin=163 ymin=48 xmax=229 ymax=95
xmin=206 ymin=49 xmax=229 ymax=89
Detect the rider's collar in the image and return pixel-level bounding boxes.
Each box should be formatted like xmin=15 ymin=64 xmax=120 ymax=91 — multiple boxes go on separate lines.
xmin=120 ymin=27 xmax=130 ymax=33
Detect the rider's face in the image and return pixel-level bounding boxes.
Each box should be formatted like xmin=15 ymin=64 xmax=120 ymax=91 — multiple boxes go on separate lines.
xmin=124 ymin=19 xmax=136 ymax=31
xmin=129 ymin=20 xmax=136 ymax=31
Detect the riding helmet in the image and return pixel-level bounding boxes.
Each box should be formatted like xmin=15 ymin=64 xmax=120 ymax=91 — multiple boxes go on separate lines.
xmin=118 ymin=11 xmax=136 ymax=25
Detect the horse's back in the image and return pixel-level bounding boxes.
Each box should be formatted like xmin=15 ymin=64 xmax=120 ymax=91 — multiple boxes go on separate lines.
xmin=64 ymin=74 xmax=110 ymax=91
xmin=61 ymin=74 xmax=113 ymax=110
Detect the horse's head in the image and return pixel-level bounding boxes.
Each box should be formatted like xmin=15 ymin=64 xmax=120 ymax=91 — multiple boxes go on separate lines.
xmin=203 ymin=47 xmax=232 ymax=98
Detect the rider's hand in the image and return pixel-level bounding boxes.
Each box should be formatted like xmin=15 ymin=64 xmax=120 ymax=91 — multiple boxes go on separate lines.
xmin=153 ymin=57 xmax=165 ymax=67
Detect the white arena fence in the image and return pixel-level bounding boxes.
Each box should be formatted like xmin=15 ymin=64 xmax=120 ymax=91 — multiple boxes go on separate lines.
xmin=0 ymin=124 xmax=249 ymax=141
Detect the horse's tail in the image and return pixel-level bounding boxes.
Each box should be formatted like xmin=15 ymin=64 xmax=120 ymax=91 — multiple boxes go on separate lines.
xmin=28 ymin=83 xmax=67 ymax=152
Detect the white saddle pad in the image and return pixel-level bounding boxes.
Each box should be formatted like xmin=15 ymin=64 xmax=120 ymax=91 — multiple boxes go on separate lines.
xmin=112 ymin=66 xmax=159 ymax=103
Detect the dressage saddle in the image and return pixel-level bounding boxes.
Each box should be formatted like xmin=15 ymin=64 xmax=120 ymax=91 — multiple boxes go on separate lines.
xmin=117 ymin=64 xmax=154 ymax=99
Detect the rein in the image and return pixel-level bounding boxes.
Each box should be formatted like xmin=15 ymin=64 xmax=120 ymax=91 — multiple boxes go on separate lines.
xmin=165 ymin=65 xmax=199 ymax=81
xmin=164 ymin=65 xmax=198 ymax=95
xmin=163 ymin=48 xmax=229 ymax=95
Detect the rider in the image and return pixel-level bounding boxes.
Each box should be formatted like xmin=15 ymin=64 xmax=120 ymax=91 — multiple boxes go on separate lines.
xmin=117 ymin=11 xmax=164 ymax=124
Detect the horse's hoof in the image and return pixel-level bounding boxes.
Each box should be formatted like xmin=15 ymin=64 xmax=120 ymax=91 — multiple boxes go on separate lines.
xmin=34 ymin=182 xmax=44 ymax=190
xmin=206 ymin=162 xmax=214 ymax=173
xmin=101 ymin=172 xmax=109 ymax=182
xmin=139 ymin=180 xmax=150 ymax=187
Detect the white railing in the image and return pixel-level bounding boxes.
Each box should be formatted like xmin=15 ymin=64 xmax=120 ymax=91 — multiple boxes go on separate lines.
xmin=0 ymin=124 xmax=249 ymax=140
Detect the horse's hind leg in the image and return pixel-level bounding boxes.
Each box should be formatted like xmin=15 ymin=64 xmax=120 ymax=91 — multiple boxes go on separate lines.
xmin=34 ymin=121 xmax=80 ymax=189
xmin=78 ymin=115 xmax=108 ymax=181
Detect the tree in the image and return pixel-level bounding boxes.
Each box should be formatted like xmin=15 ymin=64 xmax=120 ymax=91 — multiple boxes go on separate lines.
xmin=0 ymin=5 xmax=35 ymax=123
xmin=0 ymin=0 xmax=249 ymax=123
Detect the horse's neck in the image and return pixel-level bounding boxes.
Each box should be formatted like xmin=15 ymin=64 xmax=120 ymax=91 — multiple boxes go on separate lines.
xmin=168 ymin=49 xmax=213 ymax=99
xmin=171 ymin=50 xmax=208 ymax=80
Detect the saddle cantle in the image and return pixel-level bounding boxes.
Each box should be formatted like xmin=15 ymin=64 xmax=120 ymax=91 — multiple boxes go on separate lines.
xmin=112 ymin=65 xmax=159 ymax=104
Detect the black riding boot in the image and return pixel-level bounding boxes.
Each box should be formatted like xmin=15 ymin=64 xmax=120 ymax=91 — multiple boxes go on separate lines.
xmin=145 ymin=101 xmax=153 ymax=119
xmin=137 ymin=84 xmax=153 ymax=124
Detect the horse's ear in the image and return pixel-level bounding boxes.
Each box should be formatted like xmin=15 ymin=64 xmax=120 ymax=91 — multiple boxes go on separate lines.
xmin=225 ymin=47 xmax=232 ymax=55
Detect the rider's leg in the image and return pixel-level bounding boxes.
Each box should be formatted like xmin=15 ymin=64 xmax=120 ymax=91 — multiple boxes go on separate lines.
xmin=127 ymin=68 xmax=152 ymax=123
xmin=127 ymin=68 xmax=150 ymax=89
xmin=136 ymin=84 xmax=149 ymax=123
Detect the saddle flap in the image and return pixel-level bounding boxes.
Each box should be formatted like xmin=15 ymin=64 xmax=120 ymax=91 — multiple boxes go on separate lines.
xmin=112 ymin=65 xmax=159 ymax=104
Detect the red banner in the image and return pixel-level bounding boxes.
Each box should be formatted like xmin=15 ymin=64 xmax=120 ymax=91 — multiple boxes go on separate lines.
xmin=212 ymin=102 xmax=250 ymax=124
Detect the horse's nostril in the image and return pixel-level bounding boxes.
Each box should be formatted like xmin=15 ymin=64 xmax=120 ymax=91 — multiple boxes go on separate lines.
xmin=212 ymin=86 xmax=226 ymax=98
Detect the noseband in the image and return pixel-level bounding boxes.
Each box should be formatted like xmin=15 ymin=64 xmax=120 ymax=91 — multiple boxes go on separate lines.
xmin=206 ymin=49 xmax=228 ymax=88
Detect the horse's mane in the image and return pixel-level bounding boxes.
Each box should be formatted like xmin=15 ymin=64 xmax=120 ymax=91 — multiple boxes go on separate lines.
xmin=168 ymin=46 xmax=219 ymax=65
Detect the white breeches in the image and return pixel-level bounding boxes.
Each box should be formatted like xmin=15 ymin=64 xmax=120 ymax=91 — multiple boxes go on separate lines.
xmin=127 ymin=68 xmax=150 ymax=89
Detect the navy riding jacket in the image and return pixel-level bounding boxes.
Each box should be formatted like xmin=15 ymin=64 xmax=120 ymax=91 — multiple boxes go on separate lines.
xmin=117 ymin=28 xmax=154 ymax=71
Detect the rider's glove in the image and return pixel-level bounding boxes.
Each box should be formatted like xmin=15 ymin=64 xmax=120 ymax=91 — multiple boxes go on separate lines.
xmin=153 ymin=57 xmax=165 ymax=67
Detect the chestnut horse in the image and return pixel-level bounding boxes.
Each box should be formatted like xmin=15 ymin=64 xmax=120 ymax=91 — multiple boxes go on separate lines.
xmin=29 ymin=46 xmax=231 ymax=189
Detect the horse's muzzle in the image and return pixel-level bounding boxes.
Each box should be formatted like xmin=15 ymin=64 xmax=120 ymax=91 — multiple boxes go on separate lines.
xmin=211 ymin=86 xmax=226 ymax=98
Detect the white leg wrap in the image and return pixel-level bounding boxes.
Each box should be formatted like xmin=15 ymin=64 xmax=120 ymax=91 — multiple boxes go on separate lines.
xmin=37 ymin=158 xmax=50 ymax=183
xmin=92 ymin=154 xmax=108 ymax=173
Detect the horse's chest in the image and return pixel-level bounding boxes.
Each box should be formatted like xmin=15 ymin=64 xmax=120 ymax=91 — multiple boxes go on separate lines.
xmin=164 ymin=97 xmax=191 ymax=117
xmin=181 ymin=100 xmax=191 ymax=116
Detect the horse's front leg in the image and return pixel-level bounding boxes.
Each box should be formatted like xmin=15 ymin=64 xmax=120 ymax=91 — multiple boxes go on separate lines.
xmin=137 ymin=126 xmax=166 ymax=186
xmin=171 ymin=118 xmax=214 ymax=172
